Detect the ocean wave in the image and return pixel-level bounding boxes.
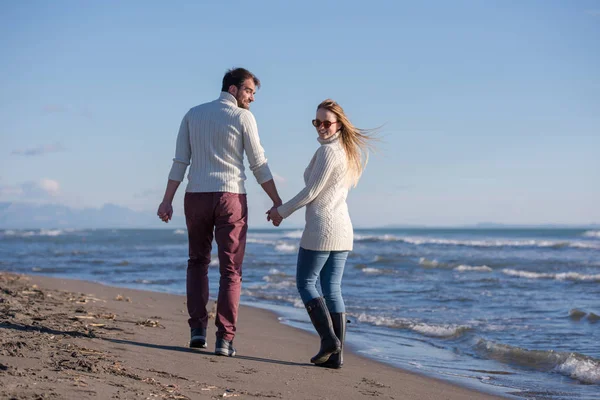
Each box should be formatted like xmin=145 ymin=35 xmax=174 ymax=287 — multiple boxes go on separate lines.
xmin=283 ymin=230 xmax=303 ymax=239
xmin=241 ymin=290 xmax=304 ymax=308
xmin=418 ymin=257 xmax=449 ymax=268
xmin=359 ymin=266 xmax=397 ymax=276
xmin=275 ymin=242 xmax=297 ymax=253
xmin=266 ymin=268 xmax=289 ymax=277
xmin=570 ymin=242 xmax=600 ymax=249
xmin=261 ymin=268 xmax=294 ymax=285
xmin=475 ymin=339 xmax=600 ymax=384
xmin=354 ymin=234 xmax=600 ymax=249
xmin=371 ymin=255 xmax=401 ymax=265
xmin=354 ymin=234 xmax=399 ymax=242
xmin=354 ymin=313 xmax=471 ymax=338
xmin=3 ymin=229 xmax=65 ymax=238
xmin=246 ymin=238 xmax=277 ymax=245
xmin=173 ymin=229 xmax=186 ymax=235
xmin=569 ymin=309 xmax=600 ymax=323
xmin=502 ymin=269 xmax=600 ymax=282
xmin=353 ymin=264 xmax=396 ymax=275
xmin=31 ymin=266 xmax=72 ymax=273
xmin=454 ymin=265 xmax=493 ymax=272
xmin=134 ymin=278 xmax=180 ymax=285
xmin=256 ymin=279 xmax=296 ymax=290
xmin=583 ymin=230 xmax=600 ymax=238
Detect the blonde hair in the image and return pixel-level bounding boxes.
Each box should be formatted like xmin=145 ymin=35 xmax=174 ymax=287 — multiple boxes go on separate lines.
xmin=317 ymin=99 xmax=378 ymax=187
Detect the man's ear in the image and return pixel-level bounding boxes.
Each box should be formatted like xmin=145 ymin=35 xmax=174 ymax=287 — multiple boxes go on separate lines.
xmin=228 ymin=85 xmax=238 ymax=97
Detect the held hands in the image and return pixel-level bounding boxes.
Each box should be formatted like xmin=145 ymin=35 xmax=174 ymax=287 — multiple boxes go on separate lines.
xmin=157 ymin=201 xmax=173 ymax=223
xmin=266 ymin=206 xmax=283 ymax=227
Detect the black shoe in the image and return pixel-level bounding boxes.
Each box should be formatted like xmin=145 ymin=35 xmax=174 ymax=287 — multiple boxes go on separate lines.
xmin=318 ymin=313 xmax=346 ymax=369
xmin=215 ymin=338 xmax=236 ymax=357
xmin=305 ymin=297 xmax=341 ymax=364
xmin=190 ymin=327 xmax=207 ymax=349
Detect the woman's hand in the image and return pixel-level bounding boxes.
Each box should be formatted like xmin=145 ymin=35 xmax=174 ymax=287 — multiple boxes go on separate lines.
xmin=266 ymin=207 xmax=283 ymax=227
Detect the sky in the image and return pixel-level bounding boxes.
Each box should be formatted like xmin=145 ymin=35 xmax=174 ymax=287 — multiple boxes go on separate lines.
xmin=1 ymin=1 xmax=599 ymax=228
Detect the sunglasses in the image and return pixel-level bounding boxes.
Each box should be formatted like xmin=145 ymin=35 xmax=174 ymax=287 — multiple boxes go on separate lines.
xmin=312 ymin=119 xmax=338 ymax=129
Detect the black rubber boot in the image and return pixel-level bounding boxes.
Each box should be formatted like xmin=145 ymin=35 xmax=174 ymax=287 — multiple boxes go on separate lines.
xmin=305 ymin=297 xmax=341 ymax=364
xmin=318 ymin=312 xmax=346 ymax=369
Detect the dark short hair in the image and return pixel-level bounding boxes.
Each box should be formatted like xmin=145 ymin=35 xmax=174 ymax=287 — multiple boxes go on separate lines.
xmin=221 ymin=67 xmax=261 ymax=92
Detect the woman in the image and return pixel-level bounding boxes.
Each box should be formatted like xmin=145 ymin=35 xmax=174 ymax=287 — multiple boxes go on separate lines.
xmin=268 ymin=99 xmax=376 ymax=368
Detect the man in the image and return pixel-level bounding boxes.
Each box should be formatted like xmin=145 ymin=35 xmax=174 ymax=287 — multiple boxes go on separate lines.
xmin=157 ymin=68 xmax=282 ymax=357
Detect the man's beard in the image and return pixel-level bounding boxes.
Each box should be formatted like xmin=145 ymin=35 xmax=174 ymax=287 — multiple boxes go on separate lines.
xmin=236 ymin=95 xmax=249 ymax=110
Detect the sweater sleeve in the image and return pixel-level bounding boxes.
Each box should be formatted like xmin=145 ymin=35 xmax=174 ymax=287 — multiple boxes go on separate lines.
xmin=241 ymin=111 xmax=273 ymax=184
xmin=168 ymin=112 xmax=191 ymax=182
xmin=277 ymin=146 xmax=338 ymax=219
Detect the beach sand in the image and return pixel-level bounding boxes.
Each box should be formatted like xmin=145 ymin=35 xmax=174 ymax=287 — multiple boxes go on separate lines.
xmin=0 ymin=272 xmax=508 ymax=399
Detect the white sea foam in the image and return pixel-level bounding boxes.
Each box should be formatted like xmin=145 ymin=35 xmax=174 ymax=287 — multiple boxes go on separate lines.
xmin=476 ymin=339 xmax=600 ymax=384
xmin=570 ymin=242 xmax=600 ymax=249
xmin=246 ymin=238 xmax=277 ymax=245
xmin=283 ymin=230 xmax=303 ymax=239
xmin=555 ymin=354 xmax=600 ymax=384
xmin=267 ymin=268 xmax=287 ymax=276
xmin=173 ymin=229 xmax=186 ymax=235
xmin=3 ymin=229 xmax=64 ymax=237
xmin=361 ymin=267 xmax=383 ymax=274
xmin=418 ymin=257 xmax=447 ymax=268
xmin=411 ymin=323 xmax=471 ymax=338
xmin=583 ymin=230 xmax=600 ymax=238
xmin=354 ymin=234 xmax=399 ymax=242
xmin=502 ymin=269 xmax=600 ymax=282
xmin=354 ymin=313 xmax=470 ymax=338
xmin=293 ymin=298 xmax=304 ymax=308
xmin=275 ymin=242 xmax=297 ymax=253
xmin=354 ymin=234 xmax=600 ymax=249
xmin=241 ymin=290 xmax=301 ymax=307
xmin=359 ymin=266 xmax=396 ymax=275
xmin=257 ymin=279 xmax=296 ymax=289
xmin=454 ymin=265 xmax=493 ymax=272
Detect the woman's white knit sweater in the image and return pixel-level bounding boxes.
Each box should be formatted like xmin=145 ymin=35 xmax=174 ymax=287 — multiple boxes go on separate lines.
xmin=277 ymin=132 xmax=353 ymax=251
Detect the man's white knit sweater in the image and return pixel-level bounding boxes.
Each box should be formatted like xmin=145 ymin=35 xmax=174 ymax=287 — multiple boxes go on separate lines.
xmin=277 ymin=132 xmax=353 ymax=251
xmin=168 ymin=92 xmax=273 ymax=192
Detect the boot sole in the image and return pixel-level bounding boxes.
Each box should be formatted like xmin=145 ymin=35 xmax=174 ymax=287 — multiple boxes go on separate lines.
xmin=317 ymin=361 xmax=342 ymax=369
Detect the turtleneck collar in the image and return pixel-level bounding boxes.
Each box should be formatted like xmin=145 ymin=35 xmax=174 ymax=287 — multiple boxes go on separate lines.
xmin=317 ymin=130 xmax=341 ymax=145
xmin=219 ymin=91 xmax=238 ymax=107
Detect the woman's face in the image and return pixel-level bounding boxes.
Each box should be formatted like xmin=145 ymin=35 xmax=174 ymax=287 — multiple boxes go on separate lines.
xmin=314 ymin=108 xmax=340 ymax=140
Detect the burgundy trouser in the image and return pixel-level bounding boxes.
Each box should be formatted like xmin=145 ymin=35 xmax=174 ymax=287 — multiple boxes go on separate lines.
xmin=184 ymin=192 xmax=248 ymax=341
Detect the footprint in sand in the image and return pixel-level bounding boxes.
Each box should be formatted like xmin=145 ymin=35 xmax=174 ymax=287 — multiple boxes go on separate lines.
xmin=217 ymin=373 xmax=240 ymax=383
xmin=355 ymin=377 xmax=390 ymax=397
xmin=236 ymin=366 xmax=258 ymax=375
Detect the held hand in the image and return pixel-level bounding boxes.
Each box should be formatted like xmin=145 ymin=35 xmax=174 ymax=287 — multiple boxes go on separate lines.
xmin=157 ymin=201 xmax=173 ymax=223
xmin=266 ymin=207 xmax=283 ymax=227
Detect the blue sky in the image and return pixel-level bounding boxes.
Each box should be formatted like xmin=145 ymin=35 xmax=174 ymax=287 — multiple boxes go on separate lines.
xmin=1 ymin=1 xmax=599 ymax=228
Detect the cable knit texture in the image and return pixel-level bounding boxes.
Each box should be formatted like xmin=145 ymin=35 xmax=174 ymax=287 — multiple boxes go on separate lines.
xmin=277 ymin=132 xmax=353 ymax=251
xmin=168 ymin=92 xmax=273 ymax=193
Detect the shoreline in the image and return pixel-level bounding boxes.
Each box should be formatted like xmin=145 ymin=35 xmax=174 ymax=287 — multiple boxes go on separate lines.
xmin=1 ymin=272 xmax=509 ymax=399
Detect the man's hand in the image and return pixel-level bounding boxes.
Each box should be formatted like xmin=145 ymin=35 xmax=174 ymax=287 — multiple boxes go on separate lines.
xmin=266 ymin=207 xmax=283 ymax=227
xmin=157 ymin=201 xmax=173 ymax=223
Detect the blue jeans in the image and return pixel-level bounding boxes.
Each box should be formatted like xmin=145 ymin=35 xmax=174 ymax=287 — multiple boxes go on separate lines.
xmin=296 ymin=247 xmax=349 ymax=313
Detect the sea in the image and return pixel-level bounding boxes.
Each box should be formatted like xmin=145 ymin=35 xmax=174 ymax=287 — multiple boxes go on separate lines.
xmin=1 ymin=227 xmax=599 ymax=399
